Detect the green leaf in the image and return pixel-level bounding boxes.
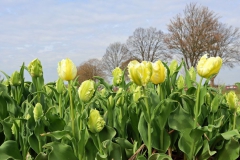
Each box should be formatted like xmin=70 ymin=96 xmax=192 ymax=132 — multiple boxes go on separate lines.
xmin=78 ymin=128 xmax=89 ymax=159
xmin=102 ymin=140 xmax=122 ymax=160
xmin=197 ymin=86 xmax=207 ymax=118
xmin=178 ymin=129 xmax=203 ymax=160
xmin=210 ymin=94 xmax=222 ymax=113
xmin=221 ymin=129 xmax=239 ymax=140
xmin=40 ymin=130 xmax=72 ymax=141
xmin=151 ymin=118 xmax=171 ymax=152
xmin=115 ymin=138 xmax=133 ymax=158
xmin=89 ymin=125 xmax=116 ymax=152
xmin=168 ymin=105 xmax=194 ymax=132
xmin=99 ymin=125 xmax=116 ymax=142
xmin=85 ymin=138 xmax=98 ymax=160
xmin=46 ymin=114 xmax=66 ymax=131
xmin=148 ymin=153 xmax=172 ymax=160
xmin=183 ymin=61 xmax=192 ymax=88
xmin=138 ymin=113 xmax=149 ymax=149
xmin=198 ymin=140 xmax=216 ymax=160
xmin=0 ymin=97 xmax=8 ymax=120
xmin=43 ymin=142 xmax=78 ymax=160
xmin=0 ymin=140 xmax=22 ymax=160
xmin=1 ymin=118 xmax=13 ymax=140
xmin=35 ymin=152 xmax=48 ymax=160
xmin=28 ymin=133 xmax=39 ymax=154
xmin=153 ymin=99 xmax=176 ymax=130
xmin=218 ymin=139 xmax=239 ymax=160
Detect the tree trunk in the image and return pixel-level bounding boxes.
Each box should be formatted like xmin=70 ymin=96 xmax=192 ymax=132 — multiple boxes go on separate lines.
xmin=210 ymin=76 xmax=216 ymax=87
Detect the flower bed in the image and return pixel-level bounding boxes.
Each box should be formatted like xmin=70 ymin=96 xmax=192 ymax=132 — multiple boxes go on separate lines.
xmin=0 ymin=55 xmax=239 ymax=160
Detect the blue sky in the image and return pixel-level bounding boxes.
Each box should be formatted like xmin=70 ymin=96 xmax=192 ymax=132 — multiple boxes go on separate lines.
xmin=0 ymin=0 xmax=240 ymax=85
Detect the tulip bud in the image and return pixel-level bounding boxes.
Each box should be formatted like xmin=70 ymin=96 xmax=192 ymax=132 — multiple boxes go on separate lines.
xmin=11 ymin=120 xmax=20 ymax=136
xmin=87 ymin=109 xmax=105 ymax=133
xmin=25 ymin=114 xmax=31 ymax=120
xmin=100 ymin=87 xmax=108 ymax=98
xmin=128 ymin=60 xmax=152 ymax=86
xmin=57 ymin=58 xmax=77 ymax=81
xmin=226 ymin=91 xmax=238 ymax=112
xmin=9 ymin=71 xmax=21 ymax=86
xmin=205 ymin=92 xmax=211 ymax=106
xmin=28 ymin=58 xmax=43 ymax=77
xmin=78 ymin=80 xmax=95 ymax=103
xmin=133 ymin=86 xmax=142 ymax=103
xmin=189 ymin=67 xmax=196 ymax=81
xmin=169 ymin=60 xmax=178 ymax=76
xmin=116 ymin=88 xmax=124 ymax=106
xmin=150 ymin=60 xmax=166 ymax=84
xmin=197 ymin=54 xmax=222 ymax=79
xmin=107 ymin=95 xmax=114 ymax=109
xmin=237 ymin=107 xmax=240 ymax=116
xmin=112 ymin=67 xmax=123 ymax=86
xmin=33 ymin=103 xmax=43 ymax=122
xmin=2 ymin=79 xmax=9 ymax=86
xmin=56 ymin=78 xmax=65 ymax=94
xmin=45 ymin=85 xmax=53 ymax=97
xmin=177 ymin=75 xmax=185 ymax=89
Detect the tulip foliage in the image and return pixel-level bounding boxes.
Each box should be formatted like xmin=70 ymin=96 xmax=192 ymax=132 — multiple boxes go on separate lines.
xmin=1 ymin=55 xmax=240 ymax=160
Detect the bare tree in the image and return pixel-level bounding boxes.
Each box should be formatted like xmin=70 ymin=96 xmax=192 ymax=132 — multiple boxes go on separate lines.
xmin=165 ymin=3 xmax=220 ymax=69
xmin=102 ymin=42 xmax=131 ymax=76
xmin=166 ymin=3 xmax=240 ymax=68
xmin=165 ymin=3 xmax=240 ymax=86
xmin=127 ymin=27 xmax=171 ymax=62
xmin=77 ymin=59 xmax=106 ymax=84
xmin=209 ymin=23 xmax=240 ymax=67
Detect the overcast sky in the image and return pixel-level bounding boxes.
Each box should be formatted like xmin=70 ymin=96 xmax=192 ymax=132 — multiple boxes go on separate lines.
xmin=0 ymin=0 xmax=240 ymax=85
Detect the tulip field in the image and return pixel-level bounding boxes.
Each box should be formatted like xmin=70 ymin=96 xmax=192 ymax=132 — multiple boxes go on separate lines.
xmin=1 ymin=55 xmax=240 ymax=160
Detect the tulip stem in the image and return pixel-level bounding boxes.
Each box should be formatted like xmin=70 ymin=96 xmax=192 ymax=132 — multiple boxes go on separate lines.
xmin=233 ymin=112 xmax=237 ymax=130
xmin=97 ymin=133 xmax=103 ymax=155
xmin=143 ymin=87 xmax=152 ymax=157
xmin=194 ymin=77 xmax=203 ymax=128
xmin=68 ymin=81 xmax=75 ymax=138
xmin=59 ymin=94 xmax=63 ymax=118
xmin=108 ymin=107 xmax=113 ymax=127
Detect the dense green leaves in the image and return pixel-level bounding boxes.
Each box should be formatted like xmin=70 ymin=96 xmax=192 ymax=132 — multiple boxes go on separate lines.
xmin=0 ymin=58 xmax=240 ymax=160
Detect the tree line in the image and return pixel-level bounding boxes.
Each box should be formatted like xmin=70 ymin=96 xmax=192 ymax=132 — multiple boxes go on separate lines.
xmin=77 ymin=3 xmax=240 ymax=85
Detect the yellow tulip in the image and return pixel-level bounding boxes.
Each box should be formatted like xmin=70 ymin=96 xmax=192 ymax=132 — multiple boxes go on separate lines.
xmin=87 ymin=109 xmax=105 ymax=133
xmin=33 ymin=103 xmax=43 ymax=122
xmin=150 ymin=60 xmax=166 ymax=84
xmin=78 ymin=80 xmax=95 ymax=103
xmin=197 ymin=54 xmax=222 ymax=78
xmin=128 ymin=60 xmax=152 ymax=86
xmin=112 ymin=67 xmax=123 ymax=86
xmin=57 ymin=58 xmax=77 ymax=81
xmin=226 ymin=91 xmax=238 ymax=111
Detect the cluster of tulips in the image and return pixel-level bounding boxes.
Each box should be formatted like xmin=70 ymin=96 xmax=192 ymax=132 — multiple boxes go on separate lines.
xmin=1 ymin=53 xmax=240 ymax=160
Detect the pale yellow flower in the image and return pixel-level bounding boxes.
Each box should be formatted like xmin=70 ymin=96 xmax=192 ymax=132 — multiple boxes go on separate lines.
xmin=197 ymin=54 xmax=222 ymax=78
xmin=87 ymin=109 xmax=105 ymax=133
xmin=57 ymin=58 xmax=77 ymax=81
xmin=128 ymin=60 xmax=152 ymax=86
xmin=226 ymin=91 xmax=238 ymax=111
xmin=78 ymin=80 xmax=95 ymax=103
xmin=112 ymin=67 xmax=123 ymax=86
xmin=150 ymin=60 xmax=166 ymax=84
